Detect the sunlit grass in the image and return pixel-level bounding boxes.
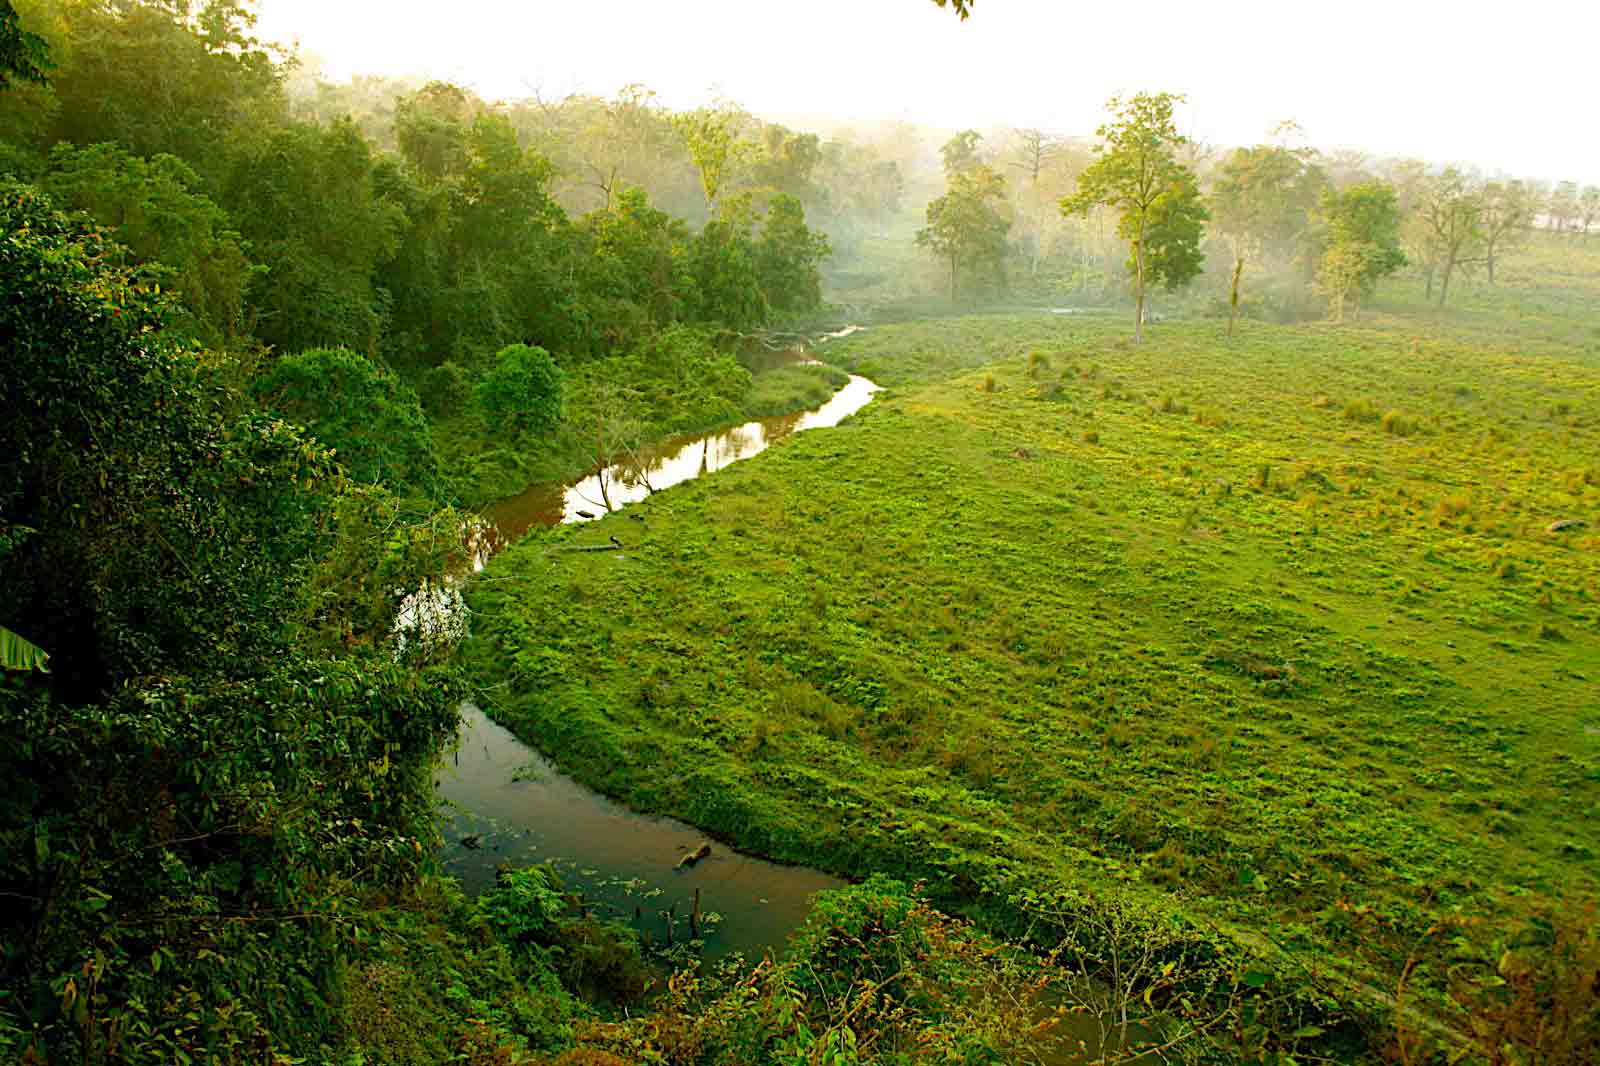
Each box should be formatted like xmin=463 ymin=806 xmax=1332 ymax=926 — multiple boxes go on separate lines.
xmin=463 ymin=238 xmax=1600 ymax=1029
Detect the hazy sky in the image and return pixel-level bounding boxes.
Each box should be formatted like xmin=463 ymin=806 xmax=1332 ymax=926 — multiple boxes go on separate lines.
xmin=254 ymin=0 xmax=1599 ymax=185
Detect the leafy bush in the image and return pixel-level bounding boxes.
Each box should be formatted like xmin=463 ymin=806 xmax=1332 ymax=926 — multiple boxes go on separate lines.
xmin=474 ymin=343 xmax=566 ymax=435
xmin=252 ymin=346 xmax=442 ymax=498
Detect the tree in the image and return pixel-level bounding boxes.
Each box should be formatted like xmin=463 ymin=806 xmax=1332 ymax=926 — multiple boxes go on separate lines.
xmin=917 ymin=164 xmax=1010 ymax=302
xmin=224 ymin=119 xmax=404 ymax=355
xmin=755 ymin=193 xmax=831 ymax=314
xmin=1314 ymin=181 xmax=1405 ymax=321
xmin=1138 ymin=167 xmax=1208 ymax=298
xmin=940 ymin=129 xmax=984 ymax=176
xmin=1060 ymin=92 xmax=1202 ymax=341
xmin=394 ymin=80 xmax=480 ymax=186
xmin=689 ymin=193 xmax=768 ymax=327
xmin=1578 ymin=185 xmax=1600 ymax=240
xmin=251 ymin=347 xmax=442 ymax=498
xmin=34 ymin=0 xmax=285 ymax=186
xmin=1414 ymin=167 xmax=1482 ymax=306
xmin=1478 ymin=180 xmax=1534 ymax=285
xmin=1548 ymin=181 xmax=1579 ymax=234
xmin=475 ymin=343 xmax=566 ymax=435
xmin=0 ymin=185 xmax=463 ymax=1064
xmin=673 ymin=103 xmax=751 ymax=211
xmin=42 ymin=142 xmax=257 ymax=344
xmin=1007 ymin=127 xmax=1062 ymax=277
xmin=574 ymin=83 xmax=670 ymax=212
xmin=932 ymin=0 xmax=975 ymax=17
xmin=1210 ymin=144 xmax=1324 ymax=337
xmin=0 ymin=0 xmax=48 ymax=88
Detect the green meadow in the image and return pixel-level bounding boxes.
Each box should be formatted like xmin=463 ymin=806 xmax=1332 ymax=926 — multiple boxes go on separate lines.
xmin=463 ymin=243 xmax=1600 ymax=1049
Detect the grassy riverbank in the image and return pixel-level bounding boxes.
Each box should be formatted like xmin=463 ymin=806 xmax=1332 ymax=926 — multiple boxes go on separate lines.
xmin=432 ymin=331 xmax=853 ymax=507
xmin=462 ymin=294 xmax=1600 ymax=1052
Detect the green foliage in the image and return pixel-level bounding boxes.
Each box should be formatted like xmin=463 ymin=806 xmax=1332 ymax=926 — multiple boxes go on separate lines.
xmin=26 ymin=0 xmax=282 ymax=184
xmin=1137 ymin=165 xmax=1207 ymax=291
xmin=689 ymin=196 xmax=768 ymax=328
xmin=225 ymin=119 xmax=404 ymax=355
xmin=917 ymin=164 xmax=1010 ymax=301
xmin=252 ymin=347 xmax=441 ymax=498
xmin=672 ymin=102 xmax=751 ymax=209
xmin=755 ymin=192 xmax=830 ymax=314
xmin=0 ymin=0 xmax=49 ymax=88
xmin=1062 ymin=92 xmax=1204 ymax=338
xmin=0 ymin=180 xmax=332 ymax=683
xmin=474 ymin=343 xmax=566 ymax=435
xmin=42 ymin=142 xmax=257 ymax=344
xmin=0 ymin=624 xmax=48 ymax=672
xmin=0 ymin=175 xmax=466 ymax=1066
xmin=420 ymin=360 xmax=472 ymax=417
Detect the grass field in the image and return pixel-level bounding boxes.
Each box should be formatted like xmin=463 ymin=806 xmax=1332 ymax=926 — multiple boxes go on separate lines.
xmin=461 ymin=239 xmax=1600 ymax=1053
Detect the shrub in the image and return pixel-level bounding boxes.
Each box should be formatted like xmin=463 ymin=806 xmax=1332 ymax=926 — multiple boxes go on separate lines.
xmin=1342 ymin=398 xmax=1380 ymax=422
xmin=1381 ymin=410 xmax=1418 ymax=436
xmin=475 ymin=344 xmax=565 ymax=435
xmin=252 ymin=346 xmax=441 ymax=497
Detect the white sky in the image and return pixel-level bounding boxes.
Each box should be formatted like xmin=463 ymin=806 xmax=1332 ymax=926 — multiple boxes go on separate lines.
xmin=253 ymin=0 xmax=1600 ymax=186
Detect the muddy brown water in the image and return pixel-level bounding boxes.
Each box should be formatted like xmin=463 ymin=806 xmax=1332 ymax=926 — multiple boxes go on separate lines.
xmin=435 ymin=371 xmax=879 ymax=961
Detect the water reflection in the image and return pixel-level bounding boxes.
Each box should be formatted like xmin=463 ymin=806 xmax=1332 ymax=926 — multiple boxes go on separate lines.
xmin=481 ymin=374 xmax=880 ymax=553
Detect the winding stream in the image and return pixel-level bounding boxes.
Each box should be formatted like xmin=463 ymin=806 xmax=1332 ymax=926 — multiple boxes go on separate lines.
xmin=434 ymin=367 xmax=880 ymax=960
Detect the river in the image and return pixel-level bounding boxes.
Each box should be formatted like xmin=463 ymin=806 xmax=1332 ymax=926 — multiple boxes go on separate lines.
xmin=433 ymin=369 xmax=880 ymax=961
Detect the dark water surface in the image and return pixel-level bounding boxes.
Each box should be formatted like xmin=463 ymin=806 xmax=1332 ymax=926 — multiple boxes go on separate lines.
xmin=436 ymin=705 xmax=842 ymax=961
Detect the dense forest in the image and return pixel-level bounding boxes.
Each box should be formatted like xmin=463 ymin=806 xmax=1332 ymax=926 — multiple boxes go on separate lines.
xmin=2 ymin=1 xmax=1596 ymax=1064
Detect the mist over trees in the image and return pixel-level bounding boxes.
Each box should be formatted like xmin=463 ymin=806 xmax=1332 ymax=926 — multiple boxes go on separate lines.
xmin=3 ymin=1 xmax=1598 ymax=1062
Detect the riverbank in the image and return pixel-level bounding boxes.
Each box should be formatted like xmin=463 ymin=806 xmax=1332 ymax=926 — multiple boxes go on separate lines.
xmin=434 ymin=334 xmax=853 ymax=508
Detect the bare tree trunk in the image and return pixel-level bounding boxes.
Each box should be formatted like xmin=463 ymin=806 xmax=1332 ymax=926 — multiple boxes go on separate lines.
xmin=1486 ymin=247 xmax=1496 ymax=285
xmin=1439 ymin=252 xmax=1456 ymax=307
xmin=1133 ymin=226 xmax=1147 ymax=344
xmin=1423 ymin=265 xmax=1434 ymax=302
xmin=1227 ymin=247 xmax=1244 ymax=341
xmin=950 ymin=253 xmax=958 ymax=303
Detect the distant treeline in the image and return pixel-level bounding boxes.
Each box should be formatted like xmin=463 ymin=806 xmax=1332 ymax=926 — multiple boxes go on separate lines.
xmin=0 ymin=0 xmax=916 ymax=376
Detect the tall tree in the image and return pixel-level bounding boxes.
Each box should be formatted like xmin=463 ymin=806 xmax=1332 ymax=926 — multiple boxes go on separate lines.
xmin=1415 ymin=167 xmax=1483 ymax=306
xmin=1209 ymin=144 xmax=1324 ymax=337
xmin=1478 ymin=179 xmax=1534 ymax=285
xmin=1007 ymin=127 xmax=1061 ymax=276
xmin=940 ymin=129 xmax=984 ymax=177
xmin=1578 ymin=185 xmax=1600 ymax=240
xmin=34 ymin=0 xmax=285 ymax=186
xmin=916 ymin=164 xmax=1010 ymax=302
xmin=1313 ymin=181 xmax=1405 ymax=321
xmin=1548 ymin=181 xmax=1579 ymax=234
xmin=1060 ymin=92 xmax=1202 ymax=341
xmin=673 ymin=103 xmax=750 ymax=212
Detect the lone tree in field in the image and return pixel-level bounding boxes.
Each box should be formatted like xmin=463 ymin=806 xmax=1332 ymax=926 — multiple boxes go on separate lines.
xmin=1061 ymin=92 xmax=1206 ymax=342
xmin=917 ymin=165 xmax=1010 ymax=302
